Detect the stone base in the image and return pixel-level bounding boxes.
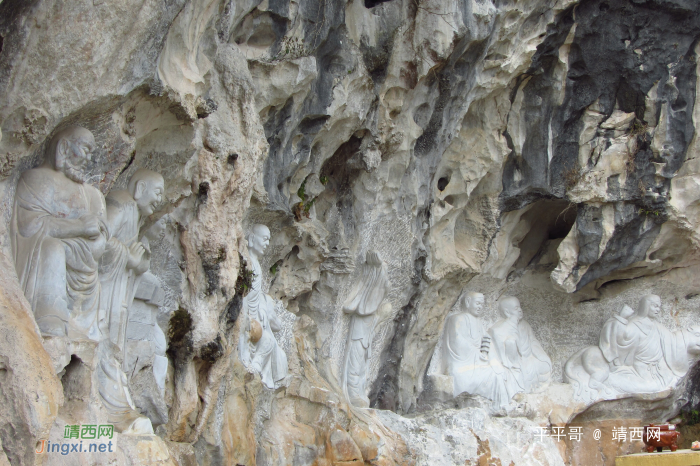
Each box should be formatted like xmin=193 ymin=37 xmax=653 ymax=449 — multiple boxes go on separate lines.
xmin=616 ymin=449 xmax=700 ymax=466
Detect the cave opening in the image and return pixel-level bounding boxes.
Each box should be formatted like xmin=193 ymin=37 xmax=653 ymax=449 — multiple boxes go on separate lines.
xmin=512 ymin=199 xmax=577 ymax=271
xmin=364 ymin=0 xmax=392 ymax=8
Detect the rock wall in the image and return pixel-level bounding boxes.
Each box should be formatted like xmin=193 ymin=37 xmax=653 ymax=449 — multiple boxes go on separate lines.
xmin=0 ymin=0 xmax=699 ymax=465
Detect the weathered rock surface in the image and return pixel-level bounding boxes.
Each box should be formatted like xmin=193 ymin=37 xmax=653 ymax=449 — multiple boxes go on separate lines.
xmin=1 ymin=0 xmax=700 ymax=465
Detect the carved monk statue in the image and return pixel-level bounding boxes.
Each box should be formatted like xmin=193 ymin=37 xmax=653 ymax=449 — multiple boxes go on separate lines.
xmin=565 ymin=295 xmax=700 ymax=403
xmin=11 ymin=126 xmax=108 ymax=338
xmin=341 ymin=250 xmax=392 ymax=408
xmin=443 ymin=293 xmax=488 ymax=389
xmin=442 ymin=292 xmax=512 ymax=407
xmin=238 ymin=224 xmax=288 ymax=389
xmin=99 ymin=169 xmax=164 ymax=352
xmin=488 ymin=297 xmax=552 ymax=396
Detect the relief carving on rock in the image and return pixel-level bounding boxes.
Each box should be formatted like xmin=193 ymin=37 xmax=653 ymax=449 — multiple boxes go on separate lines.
xmin=239 ymin=224 xmax=289 ymax=389
xmin=565 ymin=294 xmax=700 ymax=404
xmin=10 ymin=127 xmax=164 ymax=433
xmin=11 ymin=126 xmax=107 ymax=339
xmin=442 ymin=294 xmax=552 ymax=408
xmin=341 ymin=250 xmax=392 ymax=408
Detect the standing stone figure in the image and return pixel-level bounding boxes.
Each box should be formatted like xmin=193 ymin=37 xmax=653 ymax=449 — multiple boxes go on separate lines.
xmin=99 ymin=169 xmax=164 ymax=353
xmin=341 ymin=250 xmax=391 ymax=408
xmin=488 ymin=297 xmax=552 ymax=396
xmin=565 ymin=294 xmax=700 ymax=403
xmin=11 ymin=126 xmax=108 ymax=338
xmin=239 ymin=224 xmax=288 ymax=389
xmin=442 ymin=292 xmax=513 ymax=407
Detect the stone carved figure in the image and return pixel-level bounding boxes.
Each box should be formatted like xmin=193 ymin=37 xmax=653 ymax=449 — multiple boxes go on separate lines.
xmin=99 ymin=169 xmax=164 ymax=354
xmin=442 ymin=292 xmax=511 ymax=408
xmin=11 ymin=126 xmax=108 ymax=338
xmin=239 ymin=224 xmax=288 ymax=389
xmin=11 ymin=126 xmax=153 ymax=433
xmin=488 ymin=297 xmax=552 ymax=396
xmin=565 ymin=295 xmax=700 ymax=404
xmin=341 ymin=251 xmax=391 ymax=408
xmin=442 ymin=294 xmax=551 ymax=408
xmin=123 ymin=217 xmax=171 ymax=426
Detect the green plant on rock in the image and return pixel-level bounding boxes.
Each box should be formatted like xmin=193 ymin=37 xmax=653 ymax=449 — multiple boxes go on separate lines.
xmin=639 ymin=208 xmax=661 ymax=217
xmin=235 ymin=254 xmax=255 ymax=297
xmin=293 ymin=178 xmax=318 ymax=221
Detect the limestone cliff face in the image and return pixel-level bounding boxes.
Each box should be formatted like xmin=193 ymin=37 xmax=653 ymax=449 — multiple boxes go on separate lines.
xmin=0 ymin=0 xmax=699 ymax=465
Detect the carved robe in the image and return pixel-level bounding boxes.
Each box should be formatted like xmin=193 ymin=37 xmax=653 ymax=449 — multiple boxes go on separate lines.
xmin=342 ymin=251 xmax=389 ymax=407
xmin=599 ymin=305 xmax=635 ymax=364
xmin=488 ymin=318 xmax=551 ymax=396
xmin=443 ymin=312 xmax=512 ymax=406
xmin=99 ymin=190 xmax=143 ymax=350
xmin=607 ymin=316 xmax=689 ymax=393
xmin=239 ymin=259 xmax=288 ymax=389
xmin=11 ymin=167 xmax=107 ymax=337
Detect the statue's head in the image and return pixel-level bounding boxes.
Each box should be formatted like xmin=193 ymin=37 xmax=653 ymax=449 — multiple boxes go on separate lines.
xmin=47 ymin=126 xmax=95 ymax=183
xmin=128 ymin=169 xmax=165 ymax=217
xmin=499 ymin=296 xmax=523 ymax=321
xmin=144 ymin=214 xmax=168 ymax=242
xmin=462 ymin=292 xmax=485 ymax=317
xmin=248 ymin=224 xmax=270 ymax=258
xmin=684 ymin=325 xmax=700 ymax=355
xmin=638 ymin=294 xmax=662 ymax=319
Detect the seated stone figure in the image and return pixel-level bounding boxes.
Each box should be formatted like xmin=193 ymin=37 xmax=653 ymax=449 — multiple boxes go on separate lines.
xmin=441 ymin=294 xmax=551 ymax=408
xmin=238 ymin=224 xmax=288 ymax=389
xmin=11 ymin=126 xmax=108 ymax=338
xmin=442 ymin=292 xmax=506 ymax=406
xmin=488 ymin=297 xmax=552 ymax=396
xmin=565 ymin=295 xmax=700 ymax=404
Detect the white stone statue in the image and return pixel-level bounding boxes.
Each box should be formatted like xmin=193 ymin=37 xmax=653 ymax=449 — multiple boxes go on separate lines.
xmin=11 ymin=126 xmax=108 ymax=338
xmin=239 ymin=224 xmax=288 ymax=389
xmin=11 ymin=126 xmax=153 ymax=433
xmin=488 ymin=297 xmax=552 ymax=398
xmin=442 ymin=294 xmax=551 ymax=408
xmin=565 ymin=294 xmax=700 ymax=404
xmin=341 ymin=250 xmax=392 ymax=408
xmin=442 ymin=292 xmax=511 ymax=408
xmin=124 ymin=216 xmax=169 ymax=395
xmin=99 ymin=169 xmax=164 ymax=353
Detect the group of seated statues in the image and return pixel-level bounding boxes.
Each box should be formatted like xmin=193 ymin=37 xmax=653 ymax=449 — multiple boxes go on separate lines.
xmin=442 ymin=292 xmax=700 ymax=408
xmin=11 ymin=126 xmax=167 ymax=431
xmin=564 ymin=294 xmax=700 ymax=403
xmin=442 ymin=293 xmax=552 ymax=409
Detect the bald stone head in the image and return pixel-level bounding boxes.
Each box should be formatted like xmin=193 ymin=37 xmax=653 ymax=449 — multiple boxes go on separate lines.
xmin=45 ymin=126 xmax=96 ymax=183
xmin=248 ymin=224 xmax=270 ymax=259
xmin=499 ymin=296 xmax=523 ymax=321
xmin=128 ymin=169 xmax=165 ymax=217
xmin=462 ymin=292 xmax=485 ymax=317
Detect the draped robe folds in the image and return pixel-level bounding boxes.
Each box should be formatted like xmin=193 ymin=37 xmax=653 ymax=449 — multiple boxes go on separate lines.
xmin=11 ymin=168 xmax=107 ymax=338
xmin=341 ymin=255 xmax=389 ymax=406
xmin=488 ymin=318 xmax=552 ymax=397
xmin=238 ymin=259 xmax=288 ymax=389
xmin=606 ymin=316 xmax=689 ymax=393
xmin=99 ymin=191 xmax=142 ymax=351
xmin=443 ymin=312 xmax=513 ymax=407
xmin=599 ymin=305 xmax=635 ymax=364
